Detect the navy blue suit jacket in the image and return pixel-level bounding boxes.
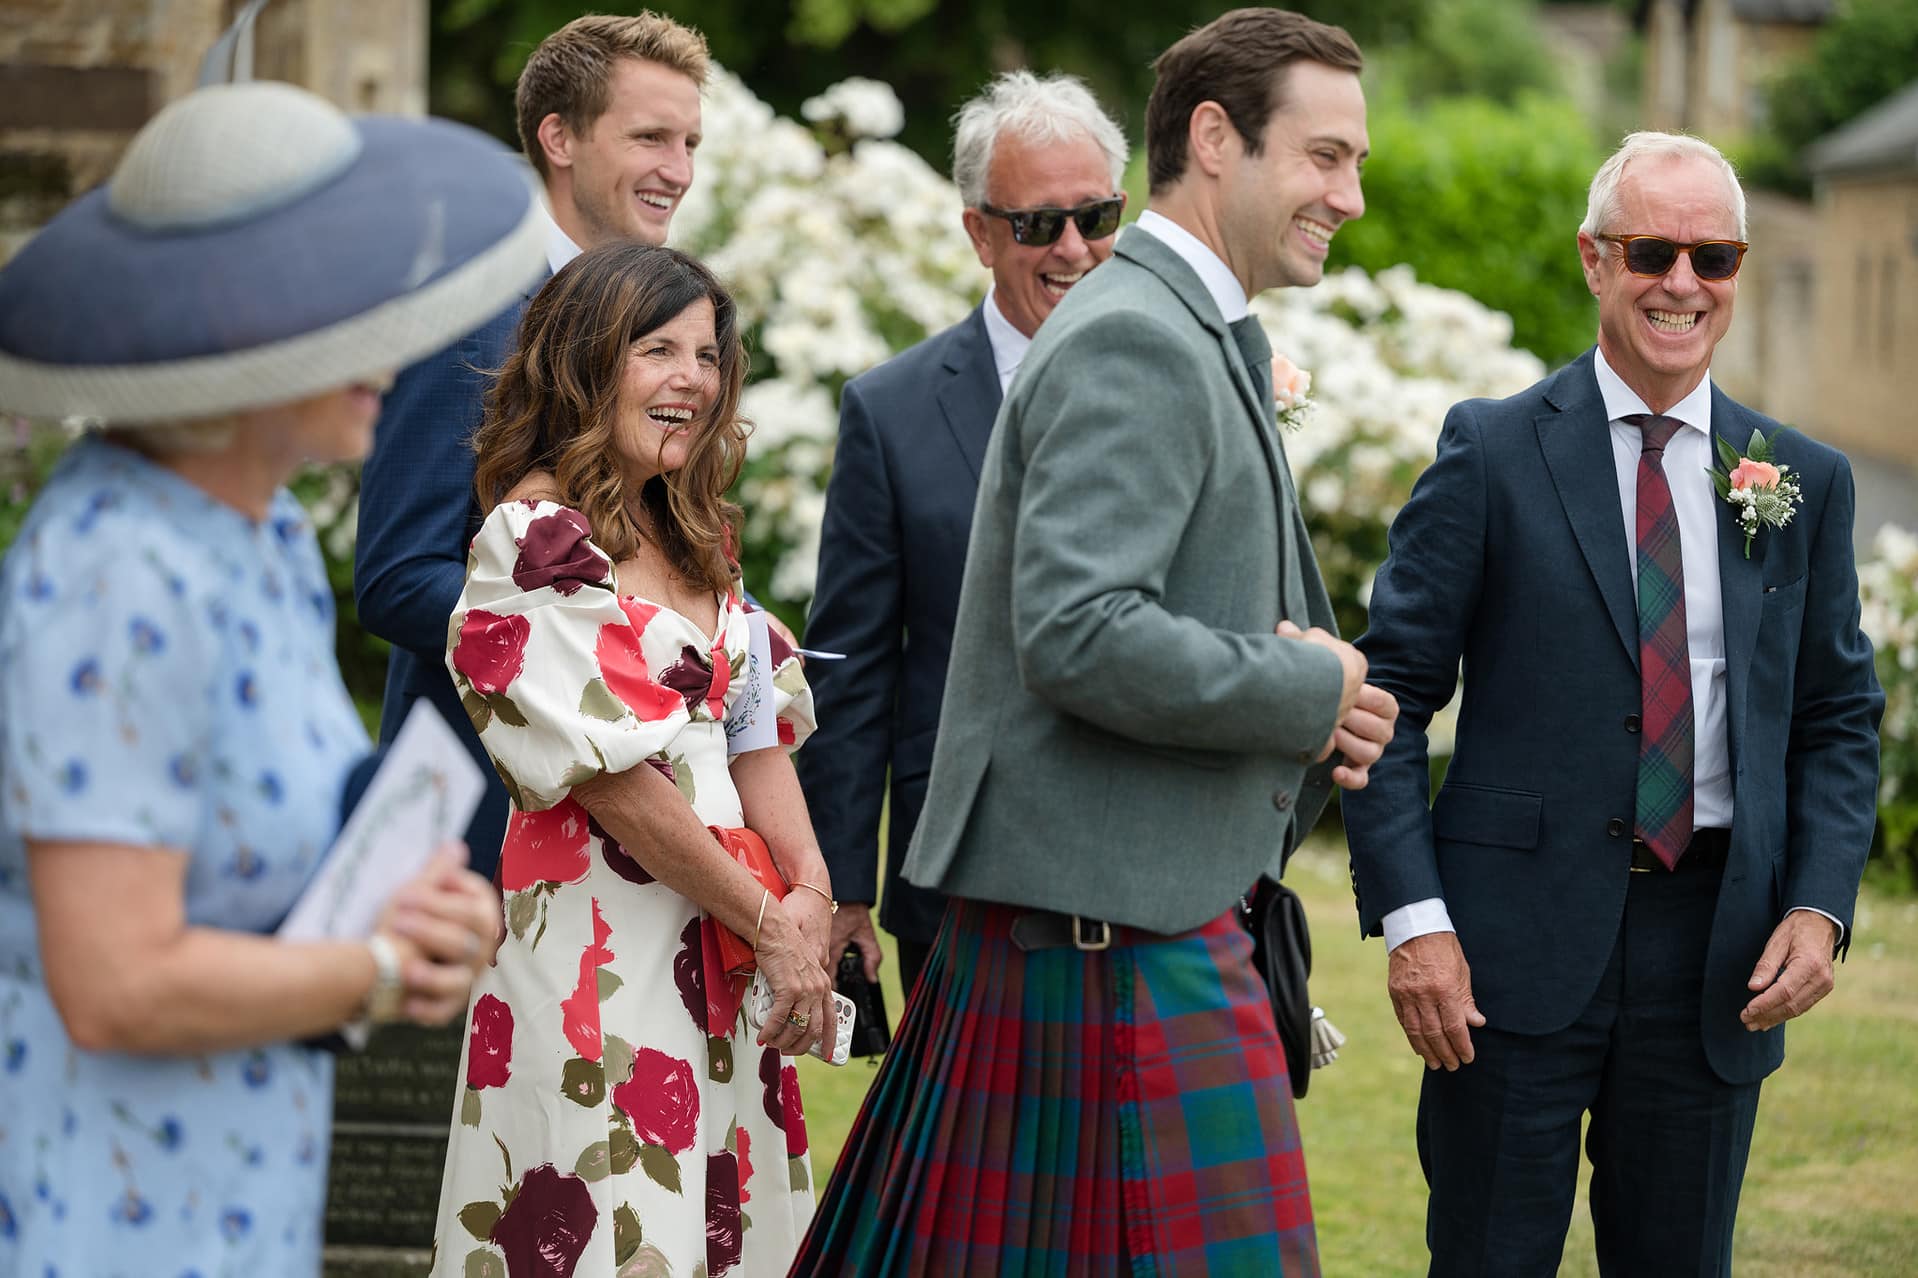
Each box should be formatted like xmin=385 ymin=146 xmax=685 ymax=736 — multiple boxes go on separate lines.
xmin=355 ymin=292 xmax=531 ymax=878
xmin=1343 ymin=351 xmax=1883 ymax=1085
xmin=795 ymin=305 xmax=1000 ymax=945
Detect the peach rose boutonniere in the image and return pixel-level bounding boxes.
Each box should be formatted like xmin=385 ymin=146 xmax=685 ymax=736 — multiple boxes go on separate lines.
xmin=1271 ymin=355 xmax=1313 ymax=433
xmin=1709 ymin=429 xmax=1802 ymax=559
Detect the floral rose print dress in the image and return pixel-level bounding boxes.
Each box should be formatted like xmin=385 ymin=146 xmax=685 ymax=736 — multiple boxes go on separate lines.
xmin=430 ymin=501 xmax=818 ymax=1278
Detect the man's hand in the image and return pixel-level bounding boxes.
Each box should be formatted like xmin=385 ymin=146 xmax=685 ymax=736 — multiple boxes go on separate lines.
xmin=1741 ymin=910 xmax=1841 ymax=1031
xmin=831 ymin=902 xmax=884 ymax=984
xmin=1388 ymin=931 xmax=1487 ymax=1070
xmin=1327 ymin=683 xmax=1398 ymax=790
xmin=1275 ymin=621 xmax=1398 ymax=789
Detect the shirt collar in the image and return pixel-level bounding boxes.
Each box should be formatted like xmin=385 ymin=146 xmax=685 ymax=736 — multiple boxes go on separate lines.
xmin=1593 ymin=346 xmax=1713 ymax=437
xmin=980 ymin=290 xmax=1031 ymax=393
xmin=1133 ymin=210 xmax=1248 ymax=323
xmin=545 ymin=206 xmax=583 ymax=275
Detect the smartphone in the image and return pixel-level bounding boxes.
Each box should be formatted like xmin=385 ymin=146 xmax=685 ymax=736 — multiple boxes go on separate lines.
xmin=746 ymin=972 xmax=855 ymax=1066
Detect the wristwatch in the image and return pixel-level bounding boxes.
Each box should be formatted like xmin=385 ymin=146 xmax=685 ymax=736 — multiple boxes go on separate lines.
xmin=359 ymin=933 xmax=405 ymax=1026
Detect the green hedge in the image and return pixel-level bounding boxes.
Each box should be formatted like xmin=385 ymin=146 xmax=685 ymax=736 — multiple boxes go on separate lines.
xmin=1328 ymin=92 xmax=1604 ymax=368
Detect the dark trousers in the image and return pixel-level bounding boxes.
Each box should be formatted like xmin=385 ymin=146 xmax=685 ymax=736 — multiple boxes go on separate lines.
xmin=1420 ymin=859 xmax=1761 ymax=1277
xmin=895 ymin=935 xmax=933 ymax=1004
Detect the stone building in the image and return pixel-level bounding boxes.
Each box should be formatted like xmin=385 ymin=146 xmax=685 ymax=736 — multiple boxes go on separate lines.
xmin=1806 ymin=81 xmax=1918 ymax=462
xmin=1638 ymin=0 xmax=1831 ymax=140
xmin=0 ymin=0 xmax=425 ymax=263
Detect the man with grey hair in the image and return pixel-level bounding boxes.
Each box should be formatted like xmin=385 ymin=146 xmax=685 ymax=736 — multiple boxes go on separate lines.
xmin=1345 ymin=130 xmax=1883 ymax=1274
xmin=797 ymin=69 xmax=1128 ymax=997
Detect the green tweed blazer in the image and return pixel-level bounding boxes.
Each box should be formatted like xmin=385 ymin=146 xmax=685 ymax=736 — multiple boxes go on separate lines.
xmin=899 ymin=225 xmax=1348 ymax=933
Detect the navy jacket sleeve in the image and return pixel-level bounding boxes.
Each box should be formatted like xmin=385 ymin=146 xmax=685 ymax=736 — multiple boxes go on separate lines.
xmin=793 ymin=377 xmax=905 ymax=906
xmin=1781 ymin=450 xmax=1884 ymax=944
xmin=355 ymin=304 xmax=519 ymax=658
xmin=1344 ymin=401 xmax=1491 ymax=935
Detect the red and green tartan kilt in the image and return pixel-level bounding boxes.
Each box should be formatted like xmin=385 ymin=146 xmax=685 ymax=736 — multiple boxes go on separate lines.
xmin=790 ymin=897 xmax=1319 ymax=1277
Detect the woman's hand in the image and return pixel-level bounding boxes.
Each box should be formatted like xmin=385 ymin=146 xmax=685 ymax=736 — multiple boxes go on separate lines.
xmin=377 ymin=843 xmax=502 ymax=1025
xmin=783 ymin=886 xmax=835 ymax=972
xmin=752 ymin=898 xmax=832 ymax=1057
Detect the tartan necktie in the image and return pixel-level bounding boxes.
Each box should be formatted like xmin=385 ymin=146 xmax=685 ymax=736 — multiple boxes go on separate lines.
xmin=1627 ymin=413 xmax=1694 ymax=870
xmin=1230 ymin=315 xmax=1274 ymax=413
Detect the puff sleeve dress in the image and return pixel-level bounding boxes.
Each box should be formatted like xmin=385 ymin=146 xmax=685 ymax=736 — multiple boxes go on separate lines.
xmin=429 ymin=500 xmax=818 ymax=1278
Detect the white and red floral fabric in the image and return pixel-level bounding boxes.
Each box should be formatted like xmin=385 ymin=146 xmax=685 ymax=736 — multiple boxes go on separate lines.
xmin=430 ymin=499 xmax=817 ymax=1278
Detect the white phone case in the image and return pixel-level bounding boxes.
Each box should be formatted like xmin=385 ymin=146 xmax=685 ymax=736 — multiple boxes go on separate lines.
xmin=746 ymin=972 xmax=855 ymax=1066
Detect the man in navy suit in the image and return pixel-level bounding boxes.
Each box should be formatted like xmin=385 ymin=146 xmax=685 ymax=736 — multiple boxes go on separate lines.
xmin=354 ymin=13 xmax=709 ymax=875
xmin=1344 ymin=132 xmax=1884 ymax=1275
xmin=796 ymin=72 xmax=1130 ymax=995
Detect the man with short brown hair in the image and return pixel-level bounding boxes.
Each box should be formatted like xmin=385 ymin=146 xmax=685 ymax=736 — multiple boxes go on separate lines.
xmin=354 ymin=12 xmax=708 ymax=877
xmin=796 ymin=11 xmax=1395 ymax=1273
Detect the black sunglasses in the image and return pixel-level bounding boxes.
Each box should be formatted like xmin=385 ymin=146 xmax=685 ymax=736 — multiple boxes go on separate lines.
xmin=977 ymin=195 xmax=1126 ymax=247
xmin=1596 ymin=233 xmax=1749 ymax=282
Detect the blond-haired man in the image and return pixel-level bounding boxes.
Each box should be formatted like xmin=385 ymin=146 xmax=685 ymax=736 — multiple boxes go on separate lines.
xmin=355 ymin=14 xmax=707 ymax=876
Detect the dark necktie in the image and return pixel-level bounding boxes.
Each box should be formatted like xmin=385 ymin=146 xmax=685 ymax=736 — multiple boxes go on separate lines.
xmin=1626 ymin=413 xmax=1695 ymax=870
xmin=1230 ymin=315 xmax=1273 ymax=414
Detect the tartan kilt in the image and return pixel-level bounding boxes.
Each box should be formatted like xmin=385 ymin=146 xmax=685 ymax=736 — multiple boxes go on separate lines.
xmin=790 ymin=898 xmax=1318 ymax=1277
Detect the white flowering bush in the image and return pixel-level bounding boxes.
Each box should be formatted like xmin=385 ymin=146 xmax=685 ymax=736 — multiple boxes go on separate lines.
xmin=1860 ymin=523 xmax=1918 ymax=881
xmin=668 ymin=68 xmax=980 ymax=603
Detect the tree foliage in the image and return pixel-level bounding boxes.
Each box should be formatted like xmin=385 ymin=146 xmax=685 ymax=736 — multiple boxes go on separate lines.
xmin=1327 ymin=92 xmax=1604 ymax=366
xmin=1747 ymin=0 xmax=1918 ymax=197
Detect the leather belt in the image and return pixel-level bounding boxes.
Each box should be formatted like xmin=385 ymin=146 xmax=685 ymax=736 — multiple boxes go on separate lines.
xmin=1009 ymin=910 xmax=1147 ymax=953
xmin=1630 ymin=827 xmax=1731 ymax=873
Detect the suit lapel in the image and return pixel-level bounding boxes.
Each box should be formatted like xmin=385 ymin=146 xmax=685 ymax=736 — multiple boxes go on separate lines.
xmin=1536 ymin=355 xmax=1639 ymax=669
xmin=1713 ymin=388 xmax=1764 ymax=771
xmin=936 ymin=306 xmax=1002 ymax=481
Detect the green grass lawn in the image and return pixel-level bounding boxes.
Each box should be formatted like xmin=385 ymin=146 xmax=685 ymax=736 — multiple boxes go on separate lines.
xmin=797 ymin=841 xmax=1918 ymax=1276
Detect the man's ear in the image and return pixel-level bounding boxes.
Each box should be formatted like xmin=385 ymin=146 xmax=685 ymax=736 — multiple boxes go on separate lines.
xmin=1188 ymin=101 xmax=1236 ymax=180
xmin=1576 ymin=231 xmax=1603 ymax=297
xmin=536 ymin=112 xmax=574 ymax=174
xmin=961 ymin=207 xmax=995 ymax=270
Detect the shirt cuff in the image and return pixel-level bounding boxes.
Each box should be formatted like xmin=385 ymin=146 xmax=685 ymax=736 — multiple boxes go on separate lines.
xmin=1787 ymin=904 xmax=1846 ymax=950
xmin=1382 ymin=897 xmax=1455 ymax=952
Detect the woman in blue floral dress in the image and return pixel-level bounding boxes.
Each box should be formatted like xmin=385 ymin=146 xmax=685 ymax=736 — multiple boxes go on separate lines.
xmin=0 ymin=82 xmax=544 ymax=1276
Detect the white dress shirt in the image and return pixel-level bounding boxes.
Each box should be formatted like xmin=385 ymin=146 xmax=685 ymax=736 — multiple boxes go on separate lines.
xmin=1382 ymin=352 xmax=1837 ymax=952
xmin=545 ymin=211 xmax=581 ymax=275
xmin=980 ymin=289 xmax=1031 ymax=396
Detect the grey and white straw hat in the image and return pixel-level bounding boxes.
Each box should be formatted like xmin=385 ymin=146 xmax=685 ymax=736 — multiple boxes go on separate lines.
xmin=0 ymin=81 xmax=546 ymax=423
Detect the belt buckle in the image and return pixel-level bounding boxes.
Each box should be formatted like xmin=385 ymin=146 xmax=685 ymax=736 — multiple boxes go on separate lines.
xmin=1072 ymin=915 xmax=1112 ymax=951
xmin=1630 ymin=838 xmax=1654 ymax=873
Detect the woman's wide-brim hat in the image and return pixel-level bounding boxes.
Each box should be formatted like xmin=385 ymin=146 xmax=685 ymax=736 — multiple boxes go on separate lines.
xmin=0 ymin=81 xmax=546 ymax=423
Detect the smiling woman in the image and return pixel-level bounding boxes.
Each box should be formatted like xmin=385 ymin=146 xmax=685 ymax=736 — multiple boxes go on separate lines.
xmin=440 ymin=242 xmax=835 ymax=1276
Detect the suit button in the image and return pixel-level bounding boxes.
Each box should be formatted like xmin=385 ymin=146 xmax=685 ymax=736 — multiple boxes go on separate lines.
xmin=1273 ymin=789 xmax=1293 ymax=811
xmin=1624 ymin=714 xmax=1641 ymax=733
xmin=1607 ymin=818 xmax=1626 ymax=837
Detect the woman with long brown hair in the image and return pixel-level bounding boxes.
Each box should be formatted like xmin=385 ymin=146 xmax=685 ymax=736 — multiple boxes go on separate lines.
xmin=429 ymin=243 xmax=834 ymax=1276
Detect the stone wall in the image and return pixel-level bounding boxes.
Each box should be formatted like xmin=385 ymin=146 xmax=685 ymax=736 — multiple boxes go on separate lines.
xmin=1812 ymin=171 xmax=1918 ymax=461
xmin=0 ymin=0 xmax=425 ymax=263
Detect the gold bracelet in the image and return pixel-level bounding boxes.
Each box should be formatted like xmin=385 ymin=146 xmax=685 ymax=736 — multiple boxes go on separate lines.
xmin=790 ymin=881 xmax=838 ymax=914
xmin=753 ymin=888 xmax=770 ymax=949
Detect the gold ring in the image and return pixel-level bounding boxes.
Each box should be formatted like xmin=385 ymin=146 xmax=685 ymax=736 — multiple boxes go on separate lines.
xmin=786 ymin=1011 xmax=810 ymax=1029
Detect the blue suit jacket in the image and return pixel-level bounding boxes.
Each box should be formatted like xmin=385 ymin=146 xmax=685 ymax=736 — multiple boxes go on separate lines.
xmin=1343 ymin=351 xmax=1884 ymax=1085
xmin=355 ymin=292 xmax=531 ymax=877
xmin=794 ymin=305 xmax=1000 ymax=945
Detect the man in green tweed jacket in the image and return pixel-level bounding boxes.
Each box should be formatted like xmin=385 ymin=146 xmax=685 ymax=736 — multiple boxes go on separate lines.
xmin=796 ymin=10 xmax=1400 ymax=1274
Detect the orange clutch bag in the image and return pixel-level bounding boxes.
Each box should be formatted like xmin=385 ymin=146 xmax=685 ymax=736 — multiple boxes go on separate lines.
xmin=699 ymin=825 xmax=785 ymax=1036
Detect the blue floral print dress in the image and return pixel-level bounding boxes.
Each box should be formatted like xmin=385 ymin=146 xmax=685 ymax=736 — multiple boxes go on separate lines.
xmin=0 ymin=436 xmax=371 ymax=1277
